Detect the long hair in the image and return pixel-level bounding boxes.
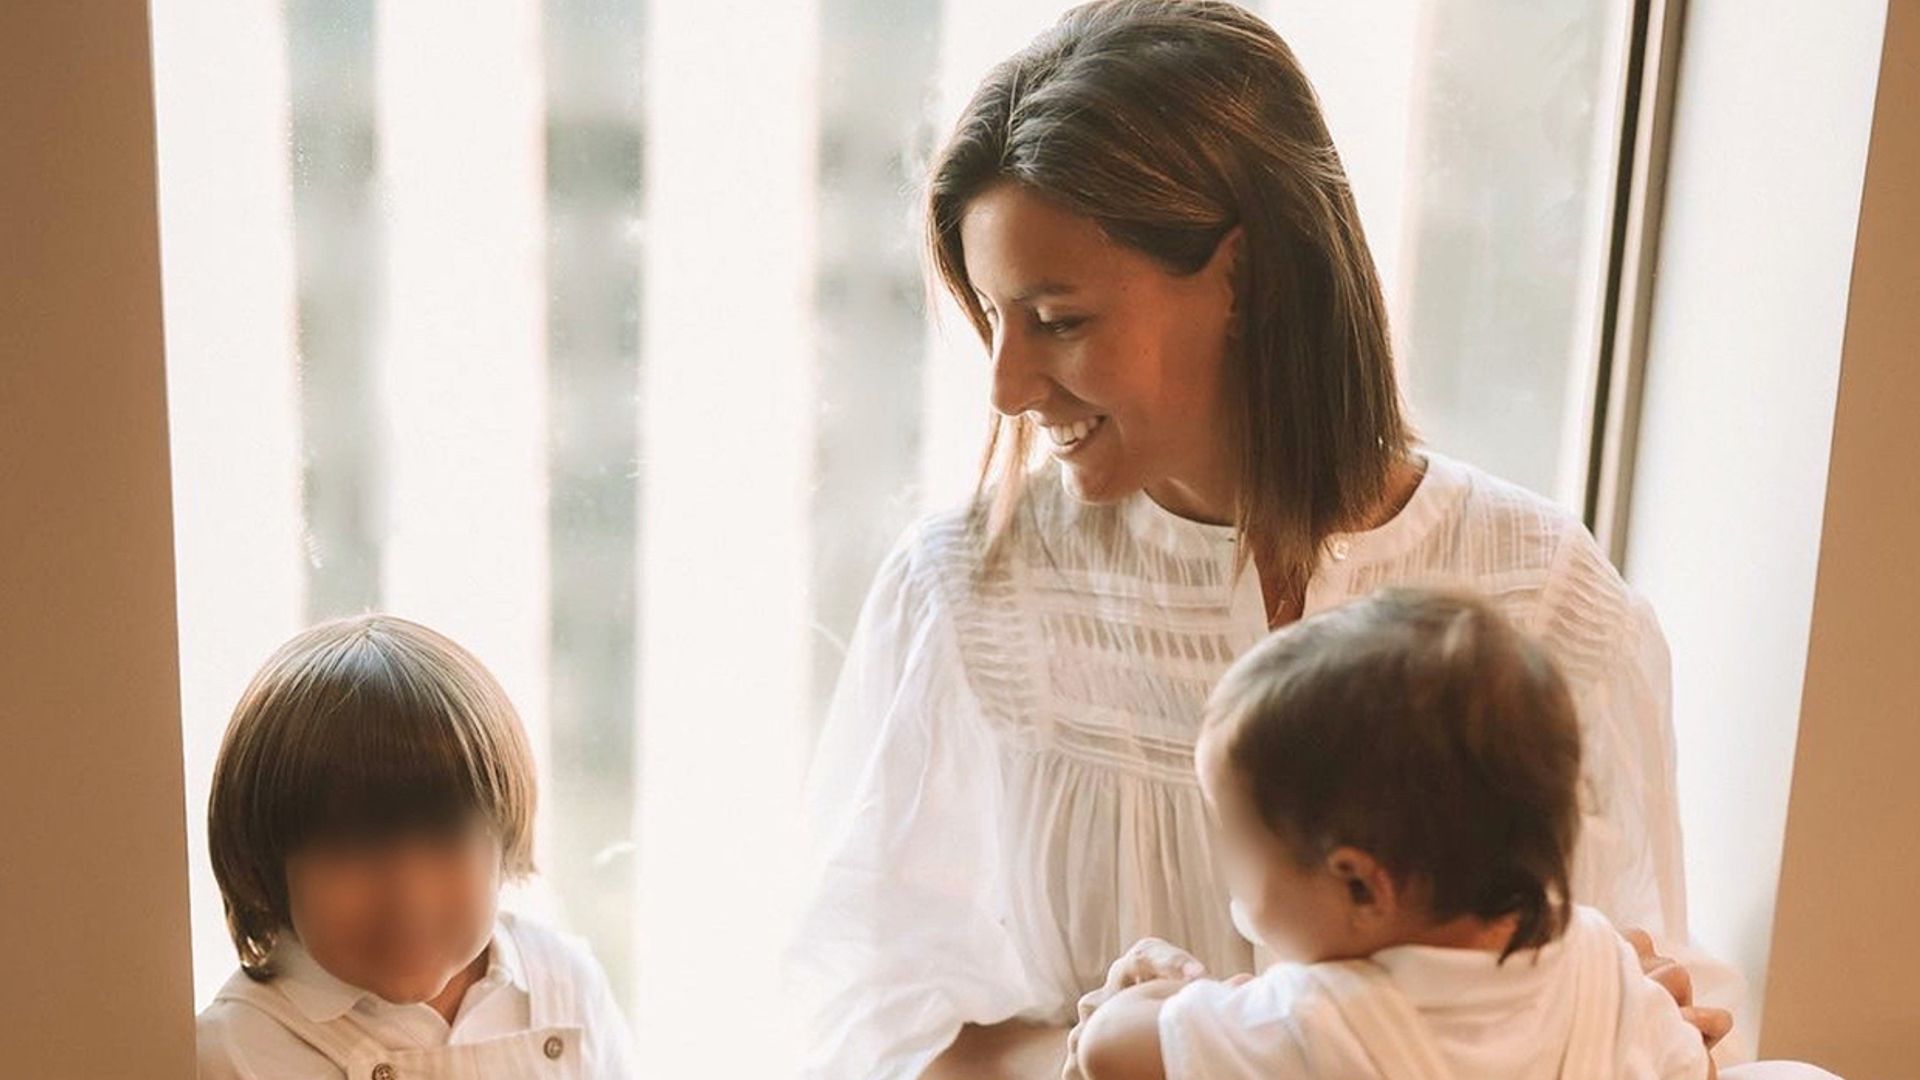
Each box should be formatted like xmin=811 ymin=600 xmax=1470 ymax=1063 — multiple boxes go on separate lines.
xmin=927 ymin=0 xmax=1409 ymax=595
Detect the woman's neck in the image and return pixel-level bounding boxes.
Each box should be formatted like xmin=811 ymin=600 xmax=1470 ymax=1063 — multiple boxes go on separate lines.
xmin=1142 ymin=472 xmax=1237 ymax=527
xmin=1146 ymin=453 xmax=1427 ymax=533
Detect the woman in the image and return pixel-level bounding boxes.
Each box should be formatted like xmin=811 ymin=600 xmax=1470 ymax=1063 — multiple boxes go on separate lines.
xmin=790 ymin=3 xmax=1735 ymax=1076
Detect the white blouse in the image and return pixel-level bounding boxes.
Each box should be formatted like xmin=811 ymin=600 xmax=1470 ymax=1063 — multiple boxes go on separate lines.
xmin=789 ymin=450 xmax=1729 ymax=1080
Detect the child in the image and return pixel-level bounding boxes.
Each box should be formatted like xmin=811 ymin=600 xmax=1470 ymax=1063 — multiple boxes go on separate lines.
xmin=1071 ymin=588 xmax=1714 ymax=1080
xmin=196 ymin=614 xmax=635 ymax=1079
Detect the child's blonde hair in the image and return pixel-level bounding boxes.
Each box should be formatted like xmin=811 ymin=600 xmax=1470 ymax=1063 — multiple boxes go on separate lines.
xmin=207 ymin=614 xmax=537 ymax=980
xmin=1206 ymin=587 xmax=1582 ymax=959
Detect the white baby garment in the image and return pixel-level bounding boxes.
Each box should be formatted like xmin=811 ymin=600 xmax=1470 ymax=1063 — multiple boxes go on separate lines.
xmin=1159 ymin=905 xmax=1710 ymax=1079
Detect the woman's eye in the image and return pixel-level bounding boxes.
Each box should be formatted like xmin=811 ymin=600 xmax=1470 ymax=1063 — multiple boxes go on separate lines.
xmin=1037 ymin=316 xmax=1086 ymax=336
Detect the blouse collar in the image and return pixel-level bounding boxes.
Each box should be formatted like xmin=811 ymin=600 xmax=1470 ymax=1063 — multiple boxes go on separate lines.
xmin=1117 ymin=448 xmax=1462 ymax=567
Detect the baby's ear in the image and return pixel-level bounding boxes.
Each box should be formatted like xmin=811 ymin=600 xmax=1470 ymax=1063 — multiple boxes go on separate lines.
xmin=1325 ymin=846 xmax=1400 ymax=919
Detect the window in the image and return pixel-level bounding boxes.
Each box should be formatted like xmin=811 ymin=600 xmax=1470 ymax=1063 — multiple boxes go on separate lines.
xmin=152 ymin=1 xmax=1641 ymax=1072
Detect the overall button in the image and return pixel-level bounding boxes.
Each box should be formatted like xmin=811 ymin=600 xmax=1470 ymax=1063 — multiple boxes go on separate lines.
xmin=544 ymin=1035 xmax=565 ymax=1060
xmin=371 ymin=1065 xmax=397 ymax=1080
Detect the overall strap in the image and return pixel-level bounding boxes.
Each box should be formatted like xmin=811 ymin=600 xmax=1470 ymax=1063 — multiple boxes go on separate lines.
xmin=1305 ymin=961 xmax=1457 ymax=1080
xmin=1554 ymin=909 xmax=1626 ymax=1080
xmin=498 ymin=911 xmax=586 ymax=1030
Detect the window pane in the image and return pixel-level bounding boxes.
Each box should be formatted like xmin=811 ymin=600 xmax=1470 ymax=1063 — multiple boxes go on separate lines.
xmin=1270 ymin=2 xmax=1634 ymax=507
xmin=154 ymin=1 xmax=1633 ymax=1073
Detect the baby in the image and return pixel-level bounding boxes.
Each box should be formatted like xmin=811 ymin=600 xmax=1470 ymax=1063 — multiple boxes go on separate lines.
xmin=1072 ymin=587 xmax=1713 ymax=1079
xmin=196 ymin=614 xmax=634 ymax=1078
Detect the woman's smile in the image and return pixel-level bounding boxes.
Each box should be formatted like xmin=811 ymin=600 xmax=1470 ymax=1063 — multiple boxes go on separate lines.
xmin=1043 ymin=413 xmax=1108 ymax=457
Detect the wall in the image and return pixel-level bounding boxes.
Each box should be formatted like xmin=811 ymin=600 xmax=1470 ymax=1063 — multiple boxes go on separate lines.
xmin=1622 ymin=0 xmax=1888 ymax=1040
xmin=1761 ymin=1 xmax=1920 ymax=1073
xmin=0 ymin=3 xmax=198 ymax=1078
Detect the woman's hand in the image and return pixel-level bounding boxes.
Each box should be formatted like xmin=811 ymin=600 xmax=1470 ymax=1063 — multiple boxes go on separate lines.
xmin=1623 ymin=929 xmax=1733 ymax=1052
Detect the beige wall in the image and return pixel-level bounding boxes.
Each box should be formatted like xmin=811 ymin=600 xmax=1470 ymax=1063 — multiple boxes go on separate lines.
xmin=1761 ymin=1 xmax=1920 ymax=1074
xmin=0 ymin=3 xmax=197 ymax=1078
xmin=1623 ymin=1 xmax=1887 ymax=1039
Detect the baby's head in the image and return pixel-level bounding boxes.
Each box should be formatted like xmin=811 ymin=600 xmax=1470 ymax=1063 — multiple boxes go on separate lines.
xmin=1196 ymin=587 xmax=1580 ymax=965
xmin=208 ymin=614 xmax=536 ymax=1003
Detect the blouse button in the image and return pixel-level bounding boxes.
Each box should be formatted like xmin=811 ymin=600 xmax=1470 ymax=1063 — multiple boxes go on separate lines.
xmin=371 ymin=1065 xmax=397 ymax=1080
xmin=544 ymin=1035 xmax=565 ymax=1060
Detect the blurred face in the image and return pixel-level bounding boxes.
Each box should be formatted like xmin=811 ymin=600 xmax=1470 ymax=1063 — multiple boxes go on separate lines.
xmin=1196 ymin=726 xmax=1404 ymax=964
xmin=959 ymin=182 xmax=1242 ymax=519
xmin=284 ymin=820 xmax=502 ymax=1004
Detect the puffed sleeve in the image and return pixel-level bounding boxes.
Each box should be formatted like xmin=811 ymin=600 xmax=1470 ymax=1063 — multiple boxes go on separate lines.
xmin=1539 ymin=531 xmax=1749 ymax=1059
xmin=784 ymin=522 xmax=1049 ymax=1080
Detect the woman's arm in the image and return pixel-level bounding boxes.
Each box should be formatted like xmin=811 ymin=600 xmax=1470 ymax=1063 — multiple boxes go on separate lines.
xmin=922 ymin=1021 xmax=1068 ymax=1080
xmin=790 ymin=525 xmax=1062 ymax=1077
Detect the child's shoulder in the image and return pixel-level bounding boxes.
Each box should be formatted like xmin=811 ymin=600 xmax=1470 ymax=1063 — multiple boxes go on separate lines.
xmin=498 ymin=909 xmax=614 ymax=992
xmin=498 ymin=911 xmax=637 ymax=1075
xmin=195 ymin=970 xmax=333 ymax=1080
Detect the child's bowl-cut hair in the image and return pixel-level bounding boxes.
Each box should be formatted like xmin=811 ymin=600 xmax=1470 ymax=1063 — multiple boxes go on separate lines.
xmin=207 ymin=614 xmax=537 ymax=979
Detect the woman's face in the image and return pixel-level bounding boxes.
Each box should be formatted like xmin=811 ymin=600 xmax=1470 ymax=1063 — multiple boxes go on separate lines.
xmin=959 ymin=182 xmax=1241 ymax=516
xmin=284 ymin=821 xmax=501 ymax=1004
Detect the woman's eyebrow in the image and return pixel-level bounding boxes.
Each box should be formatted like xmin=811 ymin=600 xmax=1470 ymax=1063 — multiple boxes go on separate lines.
xmin=972 ymin=281 xmax=1079 ymax=308
xmin=1010 ymin=281 xmax=1078 ymax=302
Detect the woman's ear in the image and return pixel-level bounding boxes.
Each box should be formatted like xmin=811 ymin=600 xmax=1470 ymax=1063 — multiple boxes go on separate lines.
xmin=1325 ymin=846 xmax=1400 ymax=926
xmin=1205 ymin=225 xmax=1246 ymax=317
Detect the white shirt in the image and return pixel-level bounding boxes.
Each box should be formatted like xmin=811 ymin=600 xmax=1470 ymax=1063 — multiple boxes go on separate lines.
xmin=197 ymin=911 xmax=635 ymax=1079
xmin=789 ymin=450 xmax=1738 ymax=1079
xmin=1160 ymin=906 xmax=1711 ymax=1079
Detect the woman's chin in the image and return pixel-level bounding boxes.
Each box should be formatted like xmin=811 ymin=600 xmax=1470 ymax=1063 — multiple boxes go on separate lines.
xmin=1059 ymin=460 xmax=1137 ymax=505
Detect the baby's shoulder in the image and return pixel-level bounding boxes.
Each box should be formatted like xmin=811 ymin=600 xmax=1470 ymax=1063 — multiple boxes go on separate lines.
xmin=1157 ymin=965 xmax=1341 ymax=1074
xmin=1168 ymin=963 xmax=1345 ymax=1033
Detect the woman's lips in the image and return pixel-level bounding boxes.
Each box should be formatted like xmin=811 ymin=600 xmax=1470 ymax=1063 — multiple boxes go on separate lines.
xmin=1043 ymin=415 xmax=1107 ymax=455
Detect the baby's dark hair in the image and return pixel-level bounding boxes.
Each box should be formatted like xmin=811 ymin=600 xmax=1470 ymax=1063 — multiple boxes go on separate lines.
xmin=207 ymin=614 xmax=537 ymax=980
xmin=1205 ymin=587 xmax=1581 ymax=960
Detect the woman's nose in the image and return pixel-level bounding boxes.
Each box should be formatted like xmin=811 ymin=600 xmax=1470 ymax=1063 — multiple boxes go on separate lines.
xmin=988 ymin=328 xmax=1049 ymax=418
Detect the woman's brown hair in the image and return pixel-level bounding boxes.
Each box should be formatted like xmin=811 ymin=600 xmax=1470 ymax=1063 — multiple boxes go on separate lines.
xmin=1207 ymin=588 xmax=1582 ymax=960
xmin=207 ymin=614 xmax=537 ymax=980
xmin=927 ymin=0 xmax=1409 ymax=596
